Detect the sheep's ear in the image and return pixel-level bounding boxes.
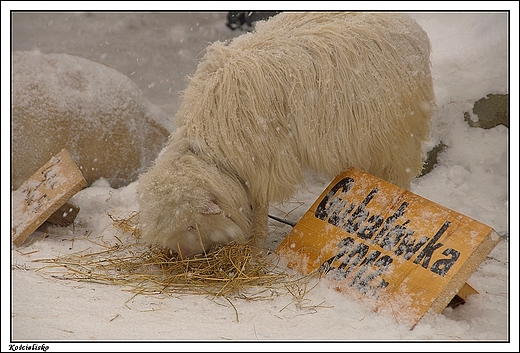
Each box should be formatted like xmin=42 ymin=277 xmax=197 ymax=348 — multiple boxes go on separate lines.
xmin=200 ymin=200 xmax=222 ymax=215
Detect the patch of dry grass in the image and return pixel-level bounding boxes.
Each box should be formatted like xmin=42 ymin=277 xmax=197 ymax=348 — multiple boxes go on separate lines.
xmin=33 ymin=212 xmax=313 ymax=300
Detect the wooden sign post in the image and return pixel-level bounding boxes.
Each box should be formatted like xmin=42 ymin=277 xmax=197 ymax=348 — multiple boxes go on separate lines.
xmin=12 ymin=149 xmax=87 ymax=246
xmin=277 ymin=167 xmax=501 ymax=328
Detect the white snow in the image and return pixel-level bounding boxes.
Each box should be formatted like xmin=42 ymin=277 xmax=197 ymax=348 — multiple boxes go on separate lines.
xmin=3 ymin=4 xmax=518 ymax=352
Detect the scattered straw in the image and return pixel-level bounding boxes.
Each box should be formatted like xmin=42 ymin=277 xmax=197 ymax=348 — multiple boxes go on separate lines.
xmin=33 ymin=212 xmax=313 ymax=300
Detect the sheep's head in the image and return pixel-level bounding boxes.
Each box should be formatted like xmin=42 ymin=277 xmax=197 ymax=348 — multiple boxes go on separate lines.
xmin=136 ymin=145 xmax=252 ymax=258
xmin=161 ymin=196 xmax=247 ymax=258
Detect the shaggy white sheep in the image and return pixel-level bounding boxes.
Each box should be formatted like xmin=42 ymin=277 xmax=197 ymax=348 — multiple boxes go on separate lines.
xmin=137 ymin=12 xmax=435 ymax=257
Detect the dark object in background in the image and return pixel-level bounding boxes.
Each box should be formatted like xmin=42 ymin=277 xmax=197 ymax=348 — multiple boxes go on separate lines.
xmin=226 ymin=11 xmax=282 ymax=31
xmin=419 ymin=141 xmax=448 ymax=177
xmin=464 ymin=93 xmax=509 ymax=129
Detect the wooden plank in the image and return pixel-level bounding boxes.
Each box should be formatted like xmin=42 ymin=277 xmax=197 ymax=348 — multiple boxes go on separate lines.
xmin=448 ymin=282 xmax=479 ymax=309
xmin=456 ymin=282 xmax=479 ymax=300
xmin=276 ymin=167 xmax=501 ymax=328
xmin=46 ymin=202 xmax=81 ymax=227
xmin=12 ymin=149 xmax=87 ymax=246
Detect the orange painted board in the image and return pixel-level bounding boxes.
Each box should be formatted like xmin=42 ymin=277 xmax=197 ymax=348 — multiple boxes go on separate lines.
xmin=12 ymin=149 xmax=87 ymax=246
xmin=276 ymin=167 xmax=501 ymax=328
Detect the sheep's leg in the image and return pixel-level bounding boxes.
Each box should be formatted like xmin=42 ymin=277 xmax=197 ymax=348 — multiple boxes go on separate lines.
xmin=251 ymin=202 xmax=269 ymax=249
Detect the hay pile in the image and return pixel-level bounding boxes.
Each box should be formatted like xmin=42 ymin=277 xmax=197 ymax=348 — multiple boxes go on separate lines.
xmin=34 ymin=212 xmax=310 ymax=300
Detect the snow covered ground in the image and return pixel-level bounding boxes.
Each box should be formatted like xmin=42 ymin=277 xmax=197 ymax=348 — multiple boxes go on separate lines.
xmin=3 ymin=5 xmax=518 ymax=352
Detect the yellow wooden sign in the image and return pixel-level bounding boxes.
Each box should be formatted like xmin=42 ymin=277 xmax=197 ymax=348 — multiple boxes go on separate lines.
xmin=12 ymin=149 xmax=87 ymax=246
xmin=277 ymin=167 xmax=501 ymax=328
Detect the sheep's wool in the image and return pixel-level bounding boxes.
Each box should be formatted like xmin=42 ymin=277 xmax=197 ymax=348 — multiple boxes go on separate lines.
xmin=137 ymin=12 xmax=435 ymax=257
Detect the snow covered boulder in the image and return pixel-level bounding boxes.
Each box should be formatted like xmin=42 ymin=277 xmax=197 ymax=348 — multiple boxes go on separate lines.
xmin=12 ymin=51 xmax=170 ymax=190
